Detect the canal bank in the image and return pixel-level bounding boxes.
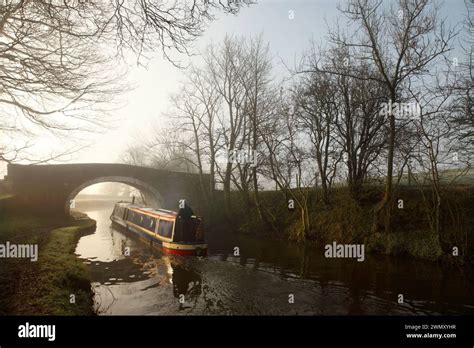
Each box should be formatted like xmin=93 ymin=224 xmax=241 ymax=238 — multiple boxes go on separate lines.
xmin=205 ymin=185 xmax=474 ymax=266
xmin=0 ymin=210 xmax=96 ymax=315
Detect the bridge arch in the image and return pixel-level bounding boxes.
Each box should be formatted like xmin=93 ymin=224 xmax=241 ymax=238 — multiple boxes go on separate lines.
xmin=5 ymin=163 xmax=209 ymax=216
xmin=65 ymin=176 xmax=164 ymax=216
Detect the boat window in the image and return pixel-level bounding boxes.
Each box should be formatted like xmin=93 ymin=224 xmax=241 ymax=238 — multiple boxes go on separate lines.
xmin=138 ymin=214 xmax=156 ymax=232
xmin=149 ymin=218 xmax=156 ymax=231
xmin=127 ymin=210 xmax=141 ymax=225
xmin=158 ymin=220 xmax=173 ymax=238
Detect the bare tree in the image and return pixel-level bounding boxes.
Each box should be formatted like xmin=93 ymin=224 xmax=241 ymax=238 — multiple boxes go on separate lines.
xmin=0 ymin=0 xmax=251 ymax=163
xmin=204 ymin=36 xmax=248 ymax=214
xmin=149 ymin=35 xmax=275 ymax=218
xmin=106 ymin=0 xmax=252 ymax=64
xmin=335 ymin=64 xmax=388 ymax=196
xmin=297 ymin=43 xmax=388 ymax=199
xmin=294 ymin=70 xmax=339 ymax=205
xmin=407 ymin=70 xmax=459 ymax=247
xmin=158 ymin=70 xmax=220 ymax=200
xmin=122 ymin=144 xmax=151 ymax=167
xmin=122 ymin=138 xmax=198 ymax=173
xmin=184 ymin=65 xmax=222 ymax=201
xmin=0 ymin=0 xmax=122 ymax=163
xmin=235 ymin=35 xmax=274 ymax=221
xmin=315 ymin=0 xmax=458 ymax=233
xmin=260 ymin=88 xmax=314 ymax=241
xmin=450 ymin=0 xmax=474 ymax=145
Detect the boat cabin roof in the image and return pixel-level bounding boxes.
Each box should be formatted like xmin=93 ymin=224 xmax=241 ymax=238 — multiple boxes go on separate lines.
xmin=115 ymin=202 xmax=177 ymax=219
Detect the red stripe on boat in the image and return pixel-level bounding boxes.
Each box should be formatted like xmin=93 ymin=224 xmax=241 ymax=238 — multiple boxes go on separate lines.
xmin=163 ymin=247 xmax=208 ymax=256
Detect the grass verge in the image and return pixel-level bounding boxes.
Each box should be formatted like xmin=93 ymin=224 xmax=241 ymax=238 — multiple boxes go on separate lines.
xmin=0 ymin=213 xmax=96 ymax=315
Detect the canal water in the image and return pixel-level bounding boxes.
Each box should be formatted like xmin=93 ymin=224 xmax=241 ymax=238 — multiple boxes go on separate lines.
xmin=74 ymin=199 xmax=474 ymax=315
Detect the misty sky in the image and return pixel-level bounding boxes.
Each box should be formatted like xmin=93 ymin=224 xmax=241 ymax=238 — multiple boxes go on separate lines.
xmin=1 ymin=0 xmax=468 ymax=176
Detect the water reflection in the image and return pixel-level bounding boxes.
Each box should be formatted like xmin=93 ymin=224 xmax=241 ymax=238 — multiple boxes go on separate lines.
xmin=74 ymin=199 xmax=474 ymax=316
xmin=171 ymin=263 xmax=202 ymax=304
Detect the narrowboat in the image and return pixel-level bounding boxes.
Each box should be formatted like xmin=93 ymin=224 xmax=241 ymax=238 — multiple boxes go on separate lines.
xmin=110 ymin=201 xmax=207 ymax=256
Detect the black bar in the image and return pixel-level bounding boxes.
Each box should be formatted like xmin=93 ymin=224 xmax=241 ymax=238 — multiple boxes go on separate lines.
xmin=0 ymin=315 xmax=473 ymax=346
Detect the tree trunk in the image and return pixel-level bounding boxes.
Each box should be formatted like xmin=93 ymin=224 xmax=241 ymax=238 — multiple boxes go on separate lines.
xmin=373 ymin=112 xmax=395 ymax=233
xmin=223 ymin=161 xmax=232 ymax=216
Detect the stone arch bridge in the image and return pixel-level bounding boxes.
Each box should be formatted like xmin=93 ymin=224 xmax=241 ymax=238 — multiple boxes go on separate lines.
xmin=4 ymin=163 xmax=209 ymax=216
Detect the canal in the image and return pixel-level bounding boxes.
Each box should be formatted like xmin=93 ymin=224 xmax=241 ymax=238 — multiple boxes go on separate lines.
xmin=74 ymin=199 xmax=474 ymax=315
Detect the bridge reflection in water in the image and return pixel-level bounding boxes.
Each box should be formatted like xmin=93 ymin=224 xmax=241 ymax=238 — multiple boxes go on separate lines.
xmin=74 ymin=199 xmax=474 ymax=316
